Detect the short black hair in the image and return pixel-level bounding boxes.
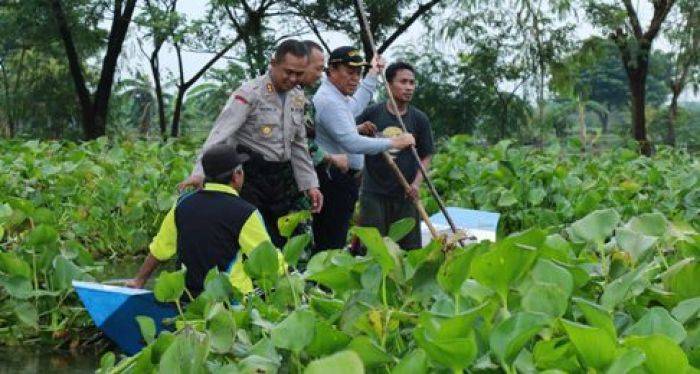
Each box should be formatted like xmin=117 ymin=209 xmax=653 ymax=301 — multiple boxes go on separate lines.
xmin=302 ymin=40 xmax=324 ymax=54
xmin=385 ymin=61 xmax=415 ymax=83
xmin=274 ymin=39 xmax=308 ymax=62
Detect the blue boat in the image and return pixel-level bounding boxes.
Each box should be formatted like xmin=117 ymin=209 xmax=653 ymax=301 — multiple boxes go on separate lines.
xmin=72 ymin=281 xmax=177 ymax=355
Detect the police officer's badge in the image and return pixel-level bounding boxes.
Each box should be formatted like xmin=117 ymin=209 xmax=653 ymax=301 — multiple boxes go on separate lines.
xmin=260 ymin=124 xmax=274 ymax=137
xmin=266 ymin=83 xmax=274 ymax=93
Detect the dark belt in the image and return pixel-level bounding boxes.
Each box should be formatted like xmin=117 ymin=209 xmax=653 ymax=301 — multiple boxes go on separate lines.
xmin=236 ymin=145 xmax=290 ymax=174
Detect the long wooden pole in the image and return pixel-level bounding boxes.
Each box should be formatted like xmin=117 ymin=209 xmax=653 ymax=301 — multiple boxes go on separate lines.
xmin=382 ymin=152 xmax=440 ymax=240
xmin=354 ymin=0 xmax=465 ymax=246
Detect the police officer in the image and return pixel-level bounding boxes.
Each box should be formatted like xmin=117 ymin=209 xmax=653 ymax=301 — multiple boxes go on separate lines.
xmin=179 ymin=40 xmax=322 ymax=248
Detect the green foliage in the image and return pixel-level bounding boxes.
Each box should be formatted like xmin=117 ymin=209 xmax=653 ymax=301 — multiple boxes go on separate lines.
xmin=0 ymin=138 xmax=195 ymax=343
xmin=2 ymin=138 xmax=700 ymax=372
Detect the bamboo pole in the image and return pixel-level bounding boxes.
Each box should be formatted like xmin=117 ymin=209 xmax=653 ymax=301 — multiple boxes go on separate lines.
xmin=354 ymin=0 xmax=466 ymax=246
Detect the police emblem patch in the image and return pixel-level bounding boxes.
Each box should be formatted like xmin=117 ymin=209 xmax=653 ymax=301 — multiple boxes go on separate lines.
xmin=260 ymin=125 xmax=273 ymax=137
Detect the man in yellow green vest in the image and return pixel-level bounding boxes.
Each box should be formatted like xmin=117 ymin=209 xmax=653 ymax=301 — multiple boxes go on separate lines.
xmin=126 ymin=144 xmax=282 ymax=297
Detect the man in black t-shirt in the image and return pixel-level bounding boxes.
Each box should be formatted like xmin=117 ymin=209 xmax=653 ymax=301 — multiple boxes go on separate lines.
xmin=356 ymin=61 xmax=434 ymax=250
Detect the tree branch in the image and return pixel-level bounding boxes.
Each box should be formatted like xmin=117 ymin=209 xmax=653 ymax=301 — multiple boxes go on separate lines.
xmin=621 ymin=0 xmax=644 ymax=38
xmin=644 ymin=0 xmax=677 ymax=41
xmin=378 ymin=0 xmax=443 ymax=54
xmin=182 ymin=36 xmax=241 ymax=90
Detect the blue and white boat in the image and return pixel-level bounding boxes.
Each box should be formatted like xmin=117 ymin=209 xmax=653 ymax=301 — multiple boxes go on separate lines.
xmin=72 ymin=281 xmax=177 ymax=355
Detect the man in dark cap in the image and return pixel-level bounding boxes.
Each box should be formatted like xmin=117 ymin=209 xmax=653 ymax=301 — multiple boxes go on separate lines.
xmin=127 ymin=144 xmax=283 ymax=298
xmin=311 ymin=46 xmax=415 ymax=252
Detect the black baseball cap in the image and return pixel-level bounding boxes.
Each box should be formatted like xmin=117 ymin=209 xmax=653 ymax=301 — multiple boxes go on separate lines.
xmin=328 ymin=46 xmax=370 ymax=67
xmin=202 ymin=144 xmax=250 ymax=179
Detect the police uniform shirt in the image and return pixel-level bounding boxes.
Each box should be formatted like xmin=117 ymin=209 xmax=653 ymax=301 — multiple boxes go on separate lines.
xmin=193 ymin=73 xmax=319 ymax=192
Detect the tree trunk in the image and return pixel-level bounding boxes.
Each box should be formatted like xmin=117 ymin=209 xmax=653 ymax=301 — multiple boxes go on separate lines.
xmin=667 ymin=88 xmax=680 ymax=146
xmin=626 ymin=61 xmax=651 ymax=156
xmin=50 ymin=0 xmax=137 ymax=140
xmin=150 ymin=54 xmax=167 ymax=137
xmin=578 ymin=96 xmax=586 ymax=153
xmin=171 ymin=87 xmax=185 ymax=137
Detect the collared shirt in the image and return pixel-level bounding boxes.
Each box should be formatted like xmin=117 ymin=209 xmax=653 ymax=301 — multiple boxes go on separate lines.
xmin=149 ymin=183 xmax=284 ymax=296
xmin=313 ymin=75 xmax=392 ymax=170
xmin=192 ymin=73 xmax=318 ymax=192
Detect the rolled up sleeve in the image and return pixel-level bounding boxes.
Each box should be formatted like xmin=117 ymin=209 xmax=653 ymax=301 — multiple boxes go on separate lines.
xmin=316 ymin=101 xmax=391 ymax=155
xmin=149 ymin=206 xmax=177 ymax=261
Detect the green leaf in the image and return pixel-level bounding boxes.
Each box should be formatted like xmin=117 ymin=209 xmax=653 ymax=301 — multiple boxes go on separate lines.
xmin=615 ymin=228 xmax=657 ymax=263
xmin=490 ymin=312 xmax=551 ymax=365
xmin=98 ymin=352 xmax=116 ymax=373
xmin=388 ymin=217 xmax=416 ymax=242
xmin=664 ymin=259 xmax=700 ymax=302
xmin=671 ymin=297 xmax=700 ymax=324
xmin=437 ymin=247 xmax=476 ymax=295
xmin=532 ymin=338 xmax=579 ymax=372
xmin=391 ymin=349 xmax=427 ymax=374
xmin=244 ymin=241 xmax=279 ymax=289
xmin=271 ymin=309 xmax=316 ymax=353
xmin=158 ymin=327 xmax=210 ymax=374
xmin=605 ymin=347 xmax=646 ymax=374
xmin=540 ymin=234 xmax=575 ymax=263
xmin=207 ymin=304 xmax=237 ymax=353
xmin=623 ymin=334 xmax=689 ymax=373
xmin=53 ymin=255 xmax=83 ymax=290
xmin=304 ymin=350 xmax=364 ymax=374
xmin=136 ymin=315 xmax=156 ymax=345
xmin=283 ymin=233 xmax=311 ymax=267
xmin=522 ymin=284 xmax=569 ymax=318
xmin=623 ymin=307 xmax=687 ymax=344
xmin=306 ymin=319 xmax=352 ymax=357
xmin=574 ymin=298 xmax=617 ymax=340
xmin=626 ymin=213 xmax=668 ymax=237
xmin=154 ymin=268 xmax=186 ymax=303
xmin=0 ymin=275 xmax=32 ymax=299
xmin=352 ymin=227 xmax=395 ymax=275
xmin=601 ymin=263 xmax=650 ymax=310
xmin=0 ymin=252 xmax=31 ymax=278
xmin=528 ymin=187 xmax=547 ymax=206
xmin=203 ymin=267 xmax=235 ymax=302
xmin=561 ymin=319 xmax=617 ymax=370
xmin=497 ymin=190 xmax=518 ymax=207
xmin=347 ymin=335 xmax=394 ymax=368
xmin=412 ymin=308 xmax=483 ymax=370
xmin=569 ymin=209 xmax=620 ymax=243
xmin=14 ymin=301 xmax=38 ymax=328
xmin=278 ymin=210 xmax=311 ymax=238
xmin=26 ymin=224 xmax=59 ymax=249
xmin=470 ymin=228 xmax=542 ymax=302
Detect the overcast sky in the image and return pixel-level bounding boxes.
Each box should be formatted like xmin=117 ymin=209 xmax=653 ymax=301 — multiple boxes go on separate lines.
xmin=122 ymin=2 xmax=696 ymax=102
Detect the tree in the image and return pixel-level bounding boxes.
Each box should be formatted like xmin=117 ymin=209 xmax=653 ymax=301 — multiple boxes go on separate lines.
xmin=289 ymin=0 xmax=444 ymax=63
xmin=134 ymin=0 xmax=180 ymax=137
xmin=0 ymin=0 xmax=100 ymax=138
xmin=663 ymin=0 xmax=700 ymax=145
xmin=49 ymin=0 xmax=138 ymax=140
xmin=585 ymin=0 xmax=677 ymax=155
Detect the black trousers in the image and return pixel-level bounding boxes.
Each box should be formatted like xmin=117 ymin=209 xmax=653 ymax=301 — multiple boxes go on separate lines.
xmin=312 ymin=165 xmax=360 ymax=252
xmin=237 ymin=146 xmax=302 ymax=248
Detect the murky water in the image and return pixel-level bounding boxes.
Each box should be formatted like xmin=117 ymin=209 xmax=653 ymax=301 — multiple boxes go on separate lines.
xmin=0 ymin=347 xmax=100 ymax=374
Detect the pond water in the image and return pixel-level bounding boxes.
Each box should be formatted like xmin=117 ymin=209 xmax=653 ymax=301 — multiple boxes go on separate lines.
xmin=0 ymin=346 xmax=101 ymax=373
